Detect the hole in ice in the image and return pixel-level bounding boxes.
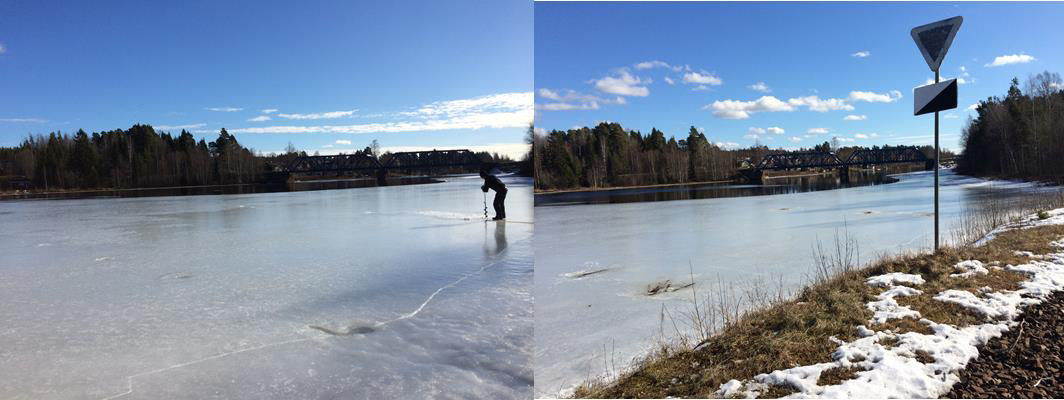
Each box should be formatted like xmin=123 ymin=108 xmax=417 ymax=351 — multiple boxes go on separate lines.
xmin=308 ymin=323 xmax=377 ymax=336
xmin=645 ymin=279 xmax=694 ymax=296
xmin=158 ymin=272 xmax=194 ymax=281
xmin=562 ymin=267 xmax=610 ymax=279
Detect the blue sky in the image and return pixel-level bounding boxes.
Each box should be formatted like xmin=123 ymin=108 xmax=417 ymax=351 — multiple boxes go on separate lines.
xmin=0 ymin=0 xmax=532 ymax=159
xmin=535 ymin=2 xmax=1064 ymax=152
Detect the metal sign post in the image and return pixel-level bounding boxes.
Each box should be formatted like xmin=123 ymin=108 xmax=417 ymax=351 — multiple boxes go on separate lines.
xmin=911 ymin=16 xmax=963 ymax=252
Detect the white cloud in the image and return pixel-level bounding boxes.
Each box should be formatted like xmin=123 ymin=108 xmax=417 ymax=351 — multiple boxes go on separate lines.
xmin=834 ymin=136 xmax=855 ymax=142
xmin=807 ymin=128 xmax=830 ymax=135
xmin=0 ymin=117 xmax=47 ymax=123
xmin=967 ymin=103 xmax=979 ymax=111
xmin=277 ymin=109 xmax=357 ymax=120
xmin=593 ymin=70 xmax=650 ymax=97
xmin=788 ymin=96 xmax=854 ymax=112
xmin=706 ymin=96 xmax=795 ymax=119
xmin=682 ymin=71 xmax=722 ymax=86
xmin=849 ymin=90 xmax=902 ymax=103
xmin=537 ymin=102 xmax=599 ymax=111
xmin=716 ymin=141 xmax=741 ymax=149
xmin=536 ymin=88 xmax=623 ymax=111
xmin=789 ymin=136 xmax=803 ymax=143
xmin=985 ymin=53 xmax=1036 ymax=67
xmin=533 ymin=127 xmax=547 ymax=136
xmin=0 ymin=43 xmax=6 ymax=54
xmin=155 ymin=123 xmax=206 ymax=130
xmin=248 ymin=115 xmax=271 ymax=122
xmin=852 ymin=51 xmax=871 ymax=58
xmin=634 ymin=60 xmax=671 ymax=70
xmin=322 ymin=144 xmax=334 ymax=148
xmin=748 ymin=82 xmax=771 ymax=93
xmin=261 ymin=108 xmax=279 ymax=114
xmin=854 ymin=133 xmax=869 ymax=139
xmin=206 ymin=107 xmax=243 ymax=112
xmin=766 ymin=127 xmax=785 ymax=135
xmin=335 ymin=139 xmax=352 ymax=145
xmin=664 ymin=76 xmax=675 ymax=85
xmin=229 ymin=92 xmax=532 ymax=136
xmin=1049 ymin=82 xmax=1064 ymax=90
xmin=843 ymin=114 xmax=867 ymax=121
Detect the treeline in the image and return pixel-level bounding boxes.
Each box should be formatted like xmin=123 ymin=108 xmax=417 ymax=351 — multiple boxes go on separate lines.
xmin=0 ymin=125 xmax=261 ymax=190
xmin=532 ymin=122 xmax=941 ymax=191
xmin=957 ymin=71 xmax=1064 ymax=182
xmin=0 ymin=124 xmax=521 ymax=191
xmin=532 ymin=124 xmax=734 ymax=189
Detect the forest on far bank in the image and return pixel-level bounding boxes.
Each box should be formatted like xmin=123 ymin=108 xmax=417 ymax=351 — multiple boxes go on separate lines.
xmin=0 ymin=125 xmax=515 ymax=192
xmin=956 ymin=71 xmax=1064 ymax=183
xmin=531 ymin=124 xmax=943 ymax=191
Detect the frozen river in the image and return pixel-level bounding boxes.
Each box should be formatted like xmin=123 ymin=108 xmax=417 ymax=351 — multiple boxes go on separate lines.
xmin=0 ymin=176 xmax=532 ymax=400
xmin=533 ymin=169 xmax=1063 ymax=396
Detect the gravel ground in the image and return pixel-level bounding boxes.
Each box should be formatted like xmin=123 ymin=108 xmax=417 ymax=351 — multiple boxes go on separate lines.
xmin=946 ymin=291 xmax=1064 ymax=399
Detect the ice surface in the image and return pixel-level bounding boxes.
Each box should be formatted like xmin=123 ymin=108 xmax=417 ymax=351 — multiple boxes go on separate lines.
xmin=0 ymin=176 xmax=532 ymax=400
xmin=533 ymin=170 xmax=1063 ymax=396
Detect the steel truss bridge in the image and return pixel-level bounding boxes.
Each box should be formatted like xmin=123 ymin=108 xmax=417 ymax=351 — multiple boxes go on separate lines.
xmin=276 ymin=149 xmax=524 ymax=183
xmin=741 ymin=147 xmax=933 ymax=182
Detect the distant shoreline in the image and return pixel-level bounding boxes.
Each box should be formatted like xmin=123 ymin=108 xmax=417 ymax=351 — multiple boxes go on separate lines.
xmin=534 ymin=179 xmax=736 ymax=195
xmin=0 ymin=176 xmax=441 ymax=201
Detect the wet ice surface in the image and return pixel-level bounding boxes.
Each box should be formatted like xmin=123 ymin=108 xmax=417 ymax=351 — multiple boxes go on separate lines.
xmin=533 ymin=169 xmax=1064 ymax=397
xmin=0 ymin=176 xmax=532 ymax=400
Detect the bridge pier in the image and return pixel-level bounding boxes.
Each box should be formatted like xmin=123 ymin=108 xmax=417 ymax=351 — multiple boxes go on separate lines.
xmin=376 ymin=169 xmax=388 ymax=186
xmin=738 ymin=169 xmax=764 ymax=184
xmin=838 ymin=166 xmax=850 ymax=183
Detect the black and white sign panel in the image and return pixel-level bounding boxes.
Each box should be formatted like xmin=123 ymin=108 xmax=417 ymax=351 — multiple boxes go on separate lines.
xmin=914 ymin=79 xmax=958 ymax=116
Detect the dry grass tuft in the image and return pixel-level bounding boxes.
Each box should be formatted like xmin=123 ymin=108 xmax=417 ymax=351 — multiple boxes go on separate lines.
xmin=816 ymin=365 xmax=863 ymax=386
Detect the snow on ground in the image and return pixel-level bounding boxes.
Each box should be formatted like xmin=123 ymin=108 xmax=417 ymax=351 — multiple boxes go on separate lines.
xmin=866 ymin=285 xmax=922 ymax=324
xmin=865 ymin=272 xmax=925 ymax=288
xmin=975 ymin=208 xmax=1064 ymax=246
xmin=950 ymin=260 xmax=989 ymax=278
xmin=716 ymin=208 xmax=1064 ymax=399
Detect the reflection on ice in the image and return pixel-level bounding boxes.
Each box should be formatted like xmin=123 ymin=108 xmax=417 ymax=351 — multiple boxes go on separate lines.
xmin=0 ymin=176 xmax=532 ymax=400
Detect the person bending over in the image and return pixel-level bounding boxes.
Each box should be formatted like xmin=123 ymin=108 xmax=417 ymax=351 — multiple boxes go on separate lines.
xmin=480 ymin=168 xmax=507 ymax=220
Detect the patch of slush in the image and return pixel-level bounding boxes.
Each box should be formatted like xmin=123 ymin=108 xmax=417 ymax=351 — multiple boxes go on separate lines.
xmin=716 ymin=208 xmax=1064 ymax=399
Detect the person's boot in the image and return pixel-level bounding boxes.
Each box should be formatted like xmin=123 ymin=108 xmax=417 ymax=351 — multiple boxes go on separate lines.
xmin=492 ymin=215 xmax=505 ymax=220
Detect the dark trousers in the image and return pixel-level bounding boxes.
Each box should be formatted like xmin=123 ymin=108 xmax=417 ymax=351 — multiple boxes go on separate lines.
xmin=493 ymin=188 xmax=507 ymax=219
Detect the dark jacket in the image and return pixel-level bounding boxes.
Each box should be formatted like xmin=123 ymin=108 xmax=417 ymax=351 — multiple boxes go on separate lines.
xmin=482 ymin=174 xmax=506 ymax=192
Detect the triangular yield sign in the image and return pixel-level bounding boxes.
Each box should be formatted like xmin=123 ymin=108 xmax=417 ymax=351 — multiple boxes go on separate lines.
xmin=911 ymin=16 xmax=963 ymax=72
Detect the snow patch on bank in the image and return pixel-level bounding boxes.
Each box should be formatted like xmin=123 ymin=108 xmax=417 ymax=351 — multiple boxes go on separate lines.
xmin=716 ymin=208 xmax=1064 ymax=399
xmin=865 ymin=273 xmax=925 ymax=288
xmin=975 ymin=208 xmax=1064 ymax=246
xmin=950 ymin=260 xmax=989 ymax=278
xmin=867 ymin=285 xmax=922 ymax=324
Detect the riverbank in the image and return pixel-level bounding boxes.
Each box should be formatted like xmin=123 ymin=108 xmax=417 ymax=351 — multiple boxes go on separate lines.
xmin=534 ymin=179 xmax=735 ymax=195
xmin=574 ymin=207 xmax=1064 ymax=398
xmin=0 ymin=176 xmax=441 ymax=201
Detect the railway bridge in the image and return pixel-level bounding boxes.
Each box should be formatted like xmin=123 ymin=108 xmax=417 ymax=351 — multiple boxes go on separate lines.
xmin=740 ymin=147 xmax=934 ymax=183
